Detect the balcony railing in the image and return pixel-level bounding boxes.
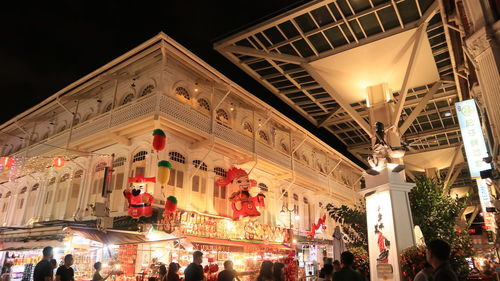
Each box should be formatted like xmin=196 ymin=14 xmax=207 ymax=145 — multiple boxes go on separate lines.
xmin=14 ymin=93 xmax=361 ymax=191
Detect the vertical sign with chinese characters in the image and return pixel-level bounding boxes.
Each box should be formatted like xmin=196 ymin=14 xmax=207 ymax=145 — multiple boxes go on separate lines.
xmin=476 ymin=179 xmax=497 ymax=231
xmin=455 ymin=99 xmax=491 ymax=178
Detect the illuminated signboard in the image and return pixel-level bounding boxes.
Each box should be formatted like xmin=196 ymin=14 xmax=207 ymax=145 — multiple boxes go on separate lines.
xmin=476 ymin=179 xmax=497 ymax=231
xmin=455 ymin=99 xmax=491 ymax=178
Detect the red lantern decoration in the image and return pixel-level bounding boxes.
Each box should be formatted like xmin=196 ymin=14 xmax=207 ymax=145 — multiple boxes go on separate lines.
xmin=152 ymin=129 xmax=166 ymax=151
xmin=52 ymin=157 xmax=65 ymax=168
xmin=164 ymin=196 xmax=178 ymax=214
xmin=1 ymin=157 xmax=14 ymax=169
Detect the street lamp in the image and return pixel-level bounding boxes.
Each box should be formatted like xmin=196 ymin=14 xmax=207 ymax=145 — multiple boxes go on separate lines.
xmin=280 ymin=205 xmax=299 ymax=229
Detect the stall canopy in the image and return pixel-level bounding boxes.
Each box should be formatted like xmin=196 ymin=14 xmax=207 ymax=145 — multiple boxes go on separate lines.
xmin=64 ymin=227 xmax=152 ymax=245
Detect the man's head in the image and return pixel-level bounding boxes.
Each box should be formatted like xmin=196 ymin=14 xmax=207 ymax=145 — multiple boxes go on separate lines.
xmin=322 ymin=257 xmax=327 ymax=263
xmin=50 ymin=259 xmax=57 ymax=269
xmin=42 ymin=247 xmax=54 ymax=259
xmin=426 ymin=239 xmax=451 ymax=265
xmin=423 ymin=262 xmax=434 ymax=274
xmin=94 ymin=262 xmax=102 ymax=271
xmin=64 ymin=254 xmax=74 ymax=267
xmin=340 ymin=251 xmax=355 ymax=267
xmin=224 ymin=261 xmax=233 ymax=270
xmin=333 ymin=260 xmax=341 ymax=271
xmin=326 ymin=258 xmax=333 ymax=265
xmin=193 ymin=251 xmax=203 ymax=265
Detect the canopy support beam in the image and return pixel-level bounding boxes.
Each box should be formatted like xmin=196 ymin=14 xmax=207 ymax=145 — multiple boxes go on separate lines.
xmin=399 ymin=81 xmax=442 ymax=134
xmin=393 ymin=22 xmax=429 ymax=128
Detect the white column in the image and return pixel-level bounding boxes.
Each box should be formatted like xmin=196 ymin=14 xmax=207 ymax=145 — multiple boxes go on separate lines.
xmin=360 ymin=167 xmax=415 ymax=281
xmin=19 ymin=187 xmax=32 ymax=225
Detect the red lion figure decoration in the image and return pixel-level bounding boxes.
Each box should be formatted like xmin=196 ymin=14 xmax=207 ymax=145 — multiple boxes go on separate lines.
xmin=216 ymin=167 xmax=265 ymax=220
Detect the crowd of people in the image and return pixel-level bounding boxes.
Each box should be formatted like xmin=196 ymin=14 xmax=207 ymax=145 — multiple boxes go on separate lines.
xmin=1 ymin=239 xmax=497 ymax=281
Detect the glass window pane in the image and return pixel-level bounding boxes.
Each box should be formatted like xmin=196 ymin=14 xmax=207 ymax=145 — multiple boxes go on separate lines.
xmin=168 ymin=169 xmax=176 ymax=186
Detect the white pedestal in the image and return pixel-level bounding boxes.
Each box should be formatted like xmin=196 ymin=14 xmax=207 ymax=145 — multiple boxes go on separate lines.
xmin=360 ymin=167 xmax=416 ymax=281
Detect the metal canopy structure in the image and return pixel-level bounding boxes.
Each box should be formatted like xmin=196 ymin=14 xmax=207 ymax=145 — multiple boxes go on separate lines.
xmin=214 ymin=0 xmax=470 ymax=184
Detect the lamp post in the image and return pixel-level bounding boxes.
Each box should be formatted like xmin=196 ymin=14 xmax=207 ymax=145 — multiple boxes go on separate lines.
xmin=280 ymin=204 xmax=300 ymax=244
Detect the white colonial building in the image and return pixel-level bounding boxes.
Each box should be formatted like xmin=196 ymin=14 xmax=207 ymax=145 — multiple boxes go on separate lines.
xmin=0 ymin=33 xmax=363 ymax=241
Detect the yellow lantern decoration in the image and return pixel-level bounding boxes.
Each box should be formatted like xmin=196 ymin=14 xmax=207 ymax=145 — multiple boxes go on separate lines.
xmin=157 ymin=160 xmax=172 ymax=185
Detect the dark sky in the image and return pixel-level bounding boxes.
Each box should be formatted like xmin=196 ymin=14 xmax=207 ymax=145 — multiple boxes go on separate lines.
xmin=0 ymin=0 xmax=363 ymax=166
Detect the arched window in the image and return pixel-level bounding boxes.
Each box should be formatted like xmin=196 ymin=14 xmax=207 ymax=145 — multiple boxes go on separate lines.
xmin=113 ymin=157 xmax=127 ymax=167
xmin=59 ymin=173 xmax=70 ymax=183
xmin=243 ymin=122 xmax=253 ymax=135
xmin=214 ymin=167 xmax=227 ymax=177
xmin=192 ymin=160 xmax=207 ymax=194
xmin=58 ymin=125 xmax=66 ymax=133
xmin=72 ymin=117 xmax=80 ymax=126
xmin=216 ymin=109 xmax=229 ymax=124
xmin=82 ymin=113 xmax=92 ymax=122
xmin=133 ymin=151 xmax=148 ymax=162
xmin=259 ymin=131 xmax=269 ymax=143
xmin=121 ymin=93 xmax=134 ymax=105
xmin=103 ymin=103 xmax=112 ymax=113
xmin=48 ymin=177 xmax=56 ymax=186
xmin=74 ymin=170 xmax=83 ymax=179
xmin=281 ymin=143 xmax=289 ymax=153
xmin=167 ymin=152 xmax=186 ymax=189
xmin=197 ymin=98 xmax=210 ymax=112
xmin=19 ymin=187 xmax=27 ymax=194
xmin=192 ymin=160 xmax=208 ymax=171
xmin=141 ymin=85 xmax=155 ymax=97
xmin=258 ymin=183 xmax=269 ymax=192
xmin=175 ymin=87 xmax=190 ymax=100
xmin=31 ymin=184 xmax=39 ymax=191
xmin=169 ymin=152 xmax=186 ymax=164
xmin=131 ymin=151 xmax=148 ymax=178
xmin=302 ymin=154 xmax=309 ymax=165
xmin=95 ymin=162 xmax=107 ymax=172
xmin=5 ymin=192 xmax=11 ymax=198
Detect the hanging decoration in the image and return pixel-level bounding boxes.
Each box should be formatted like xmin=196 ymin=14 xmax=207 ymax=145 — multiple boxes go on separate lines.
xmin=204 ymin=256 xmax=219 ymax=281
xmin=157 ymin=160 xmax=172 ymax=185
xmin=216 ymin=167 xmax=265 ymax=221
xmin=306 ymin=214 xmax=327 ymax=239
xmin=164 ymin=196 xmax=178 ymax=214
xmin=52 ymin=156 xmax=65 ymax=168
xmin=152 ymin=129 xmax=166 ymax=151
xmin=123 ymin=175 xmax=156 ymax=218
xmin=1 ymin=157 xmax=14 ymax=169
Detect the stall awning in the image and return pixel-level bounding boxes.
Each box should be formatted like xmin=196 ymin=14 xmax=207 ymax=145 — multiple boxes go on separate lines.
xmin=184 ymin=236 xmax=290 ymax=252
xmin=65 ymin=227 xmax=150 ymax=245
xmin=64 ymin=227 xmax=182 ymax=245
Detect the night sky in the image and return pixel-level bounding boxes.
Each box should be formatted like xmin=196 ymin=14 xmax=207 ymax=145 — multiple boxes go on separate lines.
xmin=0 ymin=1 xmax=363 ymax=166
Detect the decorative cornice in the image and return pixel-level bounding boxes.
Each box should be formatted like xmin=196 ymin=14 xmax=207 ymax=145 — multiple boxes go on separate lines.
xmin=466 ymin=28 xmax=496 ymax=58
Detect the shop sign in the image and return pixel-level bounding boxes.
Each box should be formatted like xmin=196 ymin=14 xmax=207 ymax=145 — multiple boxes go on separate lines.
xmin=455 ymin=99 xmax=491 ymax=178
xmin=192 ymin=243 xmax=243 ymax=252
xmin=476 ymin=179 xmax=497 ymax=231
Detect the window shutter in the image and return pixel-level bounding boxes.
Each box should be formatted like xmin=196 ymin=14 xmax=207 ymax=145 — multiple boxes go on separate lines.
xmin=168 ymin=169 xmax=176 ymax=186
xmin=71 ymin=184 xmax=80 ymax=198
xmin=213 ymin=183 xmax=219 ymax=198
xmin=201 ymin=178 xmax=207 ymax=193
xmin=192 ymin=176 xmax=200 ymax=192
xmin=115 ymin=173 xmax=124 ymax=190
xmin=176 ymin=171 xmax=184 ymax=188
